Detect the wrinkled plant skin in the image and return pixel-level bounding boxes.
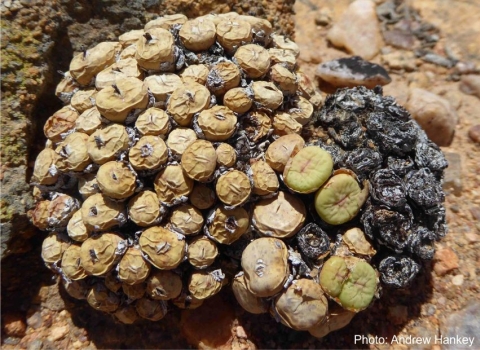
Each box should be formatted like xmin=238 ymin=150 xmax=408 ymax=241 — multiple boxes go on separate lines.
xmin=27 ymin=9 xmax=448 ymax=338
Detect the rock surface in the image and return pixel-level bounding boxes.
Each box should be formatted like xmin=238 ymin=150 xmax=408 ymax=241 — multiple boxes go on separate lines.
xmin=469 ymin=125 xmax=480 ymax=144
xmin=459 ymin=75 xmax=480 ymax=99
xmin=406 ymin=88 xmax=458 ymax=146
xmin=443 ymin=302 xmax=480 ymax=349
xmin=382 ymin=50 xmax=417 ymax=71
xmin=315 ymin=56 xmax=391 ymax=90
xmin=443 ymin=152 xmax=462 ymax=197
xmin=433 ymin=248 xmax=459 ymax=276
xmin=2 ymin=313 xmax=27 ymax=337
xmin=327 ymin=0 xmax=383 ymax=59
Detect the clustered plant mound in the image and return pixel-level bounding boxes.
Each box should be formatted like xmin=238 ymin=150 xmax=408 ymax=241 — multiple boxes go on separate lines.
xmin=31 ymin=12 xmax=447 ymax=336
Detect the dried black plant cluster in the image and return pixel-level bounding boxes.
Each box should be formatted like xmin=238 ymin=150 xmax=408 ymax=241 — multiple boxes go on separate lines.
xmin=315 ymin=86 xmax=448 ymax=288
xmin=30 ymin=12 xmax=447 ymax=337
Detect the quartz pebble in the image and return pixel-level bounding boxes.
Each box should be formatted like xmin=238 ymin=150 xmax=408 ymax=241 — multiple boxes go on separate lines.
xmin=2 ymin=313 xmax=26 ymax=337
xmin=327 ymin=0 xmax=384 ymax=59
xmin=468 ymin=125 xmax=480 ymax=144
xmin=48 ymin=325 xmax=69 ymax=342
xmin=459 ymin=74 xmax=480 ymax=99
xmin=382 ymin=29 xmax=415 ymax=50
xmin=316 ymin=56 xmax=391 ymax=89
xmin=451 ymin=274 xmax=464 ymax=286
xmin=382 ymin=51 xmax=416 ymax=71
xmin=433 ymin=248 xmax=459 ymax=276
xmin=406 ymin=88 xmax=458 ymax=146
xmin=442 ymin=152 xmax=462 ymax=196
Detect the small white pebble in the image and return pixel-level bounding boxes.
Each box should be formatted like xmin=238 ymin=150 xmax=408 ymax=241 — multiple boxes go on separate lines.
xmin=452 ymin=274 xmax=464 ymax=286
xmin=236 ymin=326 xmax=248 ymax=339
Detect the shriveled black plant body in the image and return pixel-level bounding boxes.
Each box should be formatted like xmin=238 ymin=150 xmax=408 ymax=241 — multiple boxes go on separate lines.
xmin=315 ymin=86 xmax=447 ymax=288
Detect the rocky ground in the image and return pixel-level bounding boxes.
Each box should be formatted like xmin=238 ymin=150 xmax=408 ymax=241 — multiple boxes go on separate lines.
xmin=1 ymin=0 xmax=479 ymax=349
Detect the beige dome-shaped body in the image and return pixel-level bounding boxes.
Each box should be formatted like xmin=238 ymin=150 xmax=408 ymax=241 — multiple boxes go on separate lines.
xmin=146 ymin=270 xmax=183 ymax=300
xmin=75 ymin=107 xmax=102 ymax=135
xmin=97 ymin=161 xmax=137 ymax=200
xmin=136 ymin=297 xmax=167 ymax=321
xmin=241 ymin=237 xmax=289 ymax=298
xmin=269 ymin=64 xmax=297 ymax=95
xmin=206 ymin=61 xmax=241 ymax=96
xmin=41 ymin=233 xmax=68 ymax=264
xmin=139 ymin=226 xmax=186 ymax=270
xmin=188 ymin=270 xmax=224 ymax=300
xmin=223 ymin=87 xmax=252 ymax=114
xmin=144 ymin=74 xmax=183 ymax=106
xmin=119 ymin=29 xmax=144 ymax=48
xmin=96 ymin=76 xmax=148 ymax=123
xmin=69 ymin=41 xmax=122 ymax=85
xmin=154 ymin=165 xmax=194 ymax=205
xmin=265 ymin=134 xmax=305 ymax=172
xmin=145 ymin=14 xmax=188 ymax=31
xmin=80 ymin=232 xmax=123 ymax=276
xmin=196 ymin=105 xmax=238 ymax=142
xmin=181 ymin=140 xmax=217 ymax=182
xmin=232 ymin=273 xmax=268 ymax=314
xmin=167 ymin=128 xmax=198 ymax=158
xmin=189 ymin=183 xmax=216 ymax=210
xmin=215 ymin=143 xmax=237 ymax=168
xmin=252 ymin=191 xmax=306 ymax=238
xmin=207 ymin=205 xmax=250 ymax=245
xmin=80 ymin=193 xmax=125 ymax=231
xmin=67 ymin=210 xmax=90 ymax=242
xmin=87 ymin=124 xmax=129 ymax=165
xmin=43 ymin=106 xmax=79 ymax=143
xmin=169 ymin=204 xmax=204 ymax=236
xmin=180 ymin=64 xmax=209 ymax=85
xmin=274 ymin=279 xmax=328 ymax=331
xmin=272 ymin=112 xmax=302 ymax=136
xmin=216 ymin=19 xmax=252 ymax=53
xmin=135 ymin=28 xmax=175 ymax=70
xmin=187 ymin=236 xmax=219 ymax=269
xmin=117 ymin=246 xmax=151 ymax=285
xmin=95 ymin=58 xmax=143 ymax=90
xmin=179 ymin=17 xmax=216 ymax=52
xmin=250 ymin=160 xmax=279 ymax=196
xmin=71 ymin=89 xmax=97 ymax=113
xmin=215 ymin=170 xmax=251 ymax=207
xmin=128 ymin=191 xmax=161 ymax=227
xmin=128 ymin=135 xmax=168 ymax=171
xmin=251 ymin=81 xmax=283 ymax=110
xmin=62 ymin=244 xmax=88 ymax=280
xmin=87 ymin=283 xmax=120 ymax=313
xmin=78 ymin=173 xmax=100 ymax=200
xmin=288 ymin=96 xmax=314 ymax=126
xmin=167 ymin=82 xmax=210 ymax=126
xmin=308 ymin=304 xmax=356 ymax=338
xmin=234 ymin=44 xmax=271 ymax=78
xmin=135 ymin=107 xmax=171 ymax=136
xmin=32 ymin=148 xmax=59 ymax=185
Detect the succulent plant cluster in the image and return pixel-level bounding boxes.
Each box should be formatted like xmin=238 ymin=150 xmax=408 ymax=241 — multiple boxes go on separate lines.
xmin=30 ymin=12 xmax=447 ymax=336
